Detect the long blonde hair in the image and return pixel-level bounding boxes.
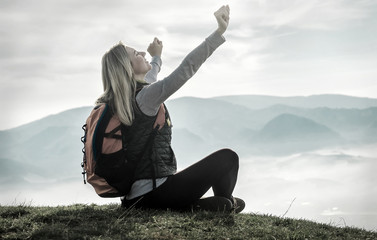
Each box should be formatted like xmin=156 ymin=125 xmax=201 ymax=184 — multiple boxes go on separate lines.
xmin=96 ymin=43 xmax=136 ymax=126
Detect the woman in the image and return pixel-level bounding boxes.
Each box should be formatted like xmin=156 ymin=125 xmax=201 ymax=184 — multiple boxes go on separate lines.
xmin=98 ymin=5 xmax=245 ymax=213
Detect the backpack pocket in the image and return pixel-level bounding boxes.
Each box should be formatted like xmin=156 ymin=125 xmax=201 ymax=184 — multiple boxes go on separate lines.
xmin=95 ymin=150 xmax=136 ymax=195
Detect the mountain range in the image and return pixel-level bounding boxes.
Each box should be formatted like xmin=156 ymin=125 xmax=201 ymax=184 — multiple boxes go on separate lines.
xmin=1 ymin=94 xmax=376 ymax=184
xmin=166 ymin=94 xmax=377 ymax=158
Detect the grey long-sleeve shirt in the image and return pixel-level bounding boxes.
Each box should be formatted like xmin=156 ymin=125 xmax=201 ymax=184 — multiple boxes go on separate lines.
xmin=144 ymin=56 xmax=162 ymax=84
xmin=136 ymin=31 xmax=226 ymax=116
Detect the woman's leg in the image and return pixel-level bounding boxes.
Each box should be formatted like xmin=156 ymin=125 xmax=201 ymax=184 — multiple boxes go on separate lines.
xmin=134 ymin=148 xmax=239 ymax=209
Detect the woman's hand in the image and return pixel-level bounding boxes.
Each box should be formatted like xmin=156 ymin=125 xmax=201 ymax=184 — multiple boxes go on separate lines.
xmin=214 ymin=5 xmax=230 ymax=35
xmin=153 ymin=104 xmax=166 ymax=130
xmin=147 ymin=37 xmax=163 ymax=57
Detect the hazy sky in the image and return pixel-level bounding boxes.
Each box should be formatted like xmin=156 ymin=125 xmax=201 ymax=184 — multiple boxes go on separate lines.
xmin=1 ymin=0 xmax=377 ymax=130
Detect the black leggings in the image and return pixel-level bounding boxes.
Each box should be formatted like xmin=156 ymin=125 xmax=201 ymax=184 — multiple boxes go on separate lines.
xmin=123 ymin=148 xmax=239 ymax=210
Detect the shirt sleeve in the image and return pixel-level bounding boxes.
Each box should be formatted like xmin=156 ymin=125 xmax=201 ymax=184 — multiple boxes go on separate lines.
xmin=144 ymin=56 xmax=162 ymax=84
xmin=137 ymin=31 xmax=225 ymax=116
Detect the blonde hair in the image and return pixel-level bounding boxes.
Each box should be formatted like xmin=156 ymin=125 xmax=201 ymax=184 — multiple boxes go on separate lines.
xmin=96 ymin=43 xmax=136 ymax=126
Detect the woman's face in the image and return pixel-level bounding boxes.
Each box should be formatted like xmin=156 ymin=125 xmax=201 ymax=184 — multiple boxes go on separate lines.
xmin=125 ymin=46 xmax=151 ymax=76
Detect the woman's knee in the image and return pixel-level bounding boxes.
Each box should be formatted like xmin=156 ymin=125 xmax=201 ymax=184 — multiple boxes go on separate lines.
xmin=217 ymin=148 xmax=239 ymax=169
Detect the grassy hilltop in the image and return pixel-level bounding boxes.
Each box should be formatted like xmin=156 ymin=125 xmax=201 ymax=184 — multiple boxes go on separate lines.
xmin=1 ymin=204 xmax=376 ymax=240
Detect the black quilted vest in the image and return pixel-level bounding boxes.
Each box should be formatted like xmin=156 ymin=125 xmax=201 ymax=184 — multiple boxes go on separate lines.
xmin=126 ymin=87 xmax=177 ymax=181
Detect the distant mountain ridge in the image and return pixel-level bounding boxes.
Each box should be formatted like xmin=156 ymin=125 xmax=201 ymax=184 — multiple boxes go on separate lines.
xmin=249 ymin=113 xmax=345 ymax=155
xmin=258 ymin=113 xmax=341 ymax=141
xmin=1 ymin=94 xmax=377 ymax=184
xmin=213 ymin=94 xmax=377 ymax=109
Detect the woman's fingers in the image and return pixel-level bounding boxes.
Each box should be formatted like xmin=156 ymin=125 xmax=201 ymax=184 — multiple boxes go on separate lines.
xmin=214 ymin=5 xmax=230 ymax=34
xmin=147 ymin=37 xmax=163 ymax=57
xmin=215 ymin=5 xmax=230 ymax=19
xmin=153 ymin=37 xmax=163 ymax=46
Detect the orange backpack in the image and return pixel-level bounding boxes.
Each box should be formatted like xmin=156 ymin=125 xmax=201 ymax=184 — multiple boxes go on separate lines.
xmin=82 ymin=102 xmax=160 ymax=198
xmin=81 ymin=104 xmax=129 ymax=197
xmin=81 ymin=103 xmax=158 ymax=197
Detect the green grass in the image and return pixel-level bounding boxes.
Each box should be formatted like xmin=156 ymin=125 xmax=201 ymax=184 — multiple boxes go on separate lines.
xmin=1 ymin=204 xmax=376 ymax=240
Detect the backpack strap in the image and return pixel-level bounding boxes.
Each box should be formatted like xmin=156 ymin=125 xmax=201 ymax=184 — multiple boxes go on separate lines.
xmin=149 ymin=127 xmax=159 ymax=189
xmin=93 ymin=104 xmax=112 ymax=161
xmin=139 ymin=126 xmax=159 ymax=189
xmin=121 ymin=124 xmax=129 ymax=152
xmin=81 ymin=124 xmax=87 ymax=184
xmin=104 ymin=124 xmax=122 ymax=139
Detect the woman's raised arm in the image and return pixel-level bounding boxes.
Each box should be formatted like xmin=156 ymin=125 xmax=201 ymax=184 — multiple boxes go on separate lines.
xmin=137 ymin=6 xmax=231 ymax=116
xmin=145 ymin=38 xmax=163 ymax=84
